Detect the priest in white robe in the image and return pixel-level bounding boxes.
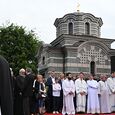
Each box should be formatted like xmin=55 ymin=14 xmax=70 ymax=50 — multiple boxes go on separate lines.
xmin=107 ymin=71 xmax=115 ymax=112
xmin=98 ymin=75 xmax=111 ymax=113
xmin=0 ymin=108 xmax=1 ymax=115
xmin=62 ymin=72 xmax=75 ymax=115
xmin=87 ymin=74 xmax=100 ymax=114
xmin=75 ymin=72 xmax=87 ymax=113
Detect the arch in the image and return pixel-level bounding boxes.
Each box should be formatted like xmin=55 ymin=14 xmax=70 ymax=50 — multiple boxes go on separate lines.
xmin=83 ymin=13 xmax=97 ymax=22
xmin=54 ymin=14 xmax=77 ymax=27
xmin=68 ymin=22 xmax=73 ymax=35
xmin=62 ymin=13 xmax=80 ymax=22
xmin=85 ymin=22 xmax=90 ymax=35
xmin=78 ymin=40 xmax=110 ymax=54
xmin=82 ymin=13 xmax=103 ymax=27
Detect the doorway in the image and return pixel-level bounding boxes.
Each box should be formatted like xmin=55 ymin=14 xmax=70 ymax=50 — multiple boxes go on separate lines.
xmin=90 ymin=61 xmax=95 ymax=75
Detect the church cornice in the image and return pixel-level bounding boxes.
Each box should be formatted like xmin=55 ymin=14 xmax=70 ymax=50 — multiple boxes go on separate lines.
xmin=36 ymin=43 xmax=51 ymax=58
xmin=109 ymin=49 xmax=115 ymax=56
xmin=54 ymin=12 xmax=103 ymax=27
xmin=50 ymin=34 xmax=115 ymax=47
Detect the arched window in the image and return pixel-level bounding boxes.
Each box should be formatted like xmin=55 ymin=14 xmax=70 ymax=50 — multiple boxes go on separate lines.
xmin=68 ymin=22 xmax=73 ymax=35
xmin=42 ymin=56 xmax=45 ymax=65
xmin=90 ymin=61 xmax=95 ymax=75
xmin=85 ymin=22 xmax=90 ymax=35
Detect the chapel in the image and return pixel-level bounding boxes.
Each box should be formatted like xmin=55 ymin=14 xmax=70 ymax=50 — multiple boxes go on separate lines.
xmin=37 ymin=9 xmax=115 ymax=77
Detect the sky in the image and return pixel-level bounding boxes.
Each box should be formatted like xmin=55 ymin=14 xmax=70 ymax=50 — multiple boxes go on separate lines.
xmin=0 ymin=0 xmax=115 ymax=48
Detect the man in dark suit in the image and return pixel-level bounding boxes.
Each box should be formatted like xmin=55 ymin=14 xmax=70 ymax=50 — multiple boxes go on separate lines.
xmin=58 ymin=73 xmax=65 ymax=113
xmin=46 ymin=70 xmax=56 ymax=113
xmin=23 ymin=68 xmax=34 ymax=115
xmin=0 ymin=55 xmax=13 ymax=115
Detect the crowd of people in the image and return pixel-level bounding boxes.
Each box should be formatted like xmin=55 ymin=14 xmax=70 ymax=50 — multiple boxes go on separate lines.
xmin=1 ymin=56 xmax=115 ymax=115
xmin=12 ymin=68 xmax=115 ymax=115
xmin=0 ymin=56 xmax=115 ymax=115
xmin=44 ymin=71 xmax=114 ymax=115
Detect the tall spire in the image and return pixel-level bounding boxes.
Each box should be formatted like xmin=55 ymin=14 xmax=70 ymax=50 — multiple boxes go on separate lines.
xmin=77 ymin=1 xmax=80 ymax=12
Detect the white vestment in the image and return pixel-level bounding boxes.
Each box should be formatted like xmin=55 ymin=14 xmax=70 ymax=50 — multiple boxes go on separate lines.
xmin=98 ymin=80 xmax=111 ymax=113
xmin=0 ymin=107 xmax=1 ymax=115
xmin=75 ymin=78 xmax=87 ymax=112
xmin=62 ymin=79 xmax=75 ymax=115
xmin=107 ymin=77 xmax=115 ymax=112
xmin=87 ymin=80 xmax=100 ymax=114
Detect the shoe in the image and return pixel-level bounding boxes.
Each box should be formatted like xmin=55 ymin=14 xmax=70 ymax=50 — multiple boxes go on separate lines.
xmin=53 ymin=111 xmax=55 ymax=114
xmin=56 ymin=111 xmax=59 ymax=114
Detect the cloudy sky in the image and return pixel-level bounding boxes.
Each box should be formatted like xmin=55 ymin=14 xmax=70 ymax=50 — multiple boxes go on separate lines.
xmin=0 ymin=0 xmax=115 ymax=48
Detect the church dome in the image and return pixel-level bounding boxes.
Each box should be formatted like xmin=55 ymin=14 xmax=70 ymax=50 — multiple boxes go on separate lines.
xmin=54 ymin=12 xmax=103 ymax=38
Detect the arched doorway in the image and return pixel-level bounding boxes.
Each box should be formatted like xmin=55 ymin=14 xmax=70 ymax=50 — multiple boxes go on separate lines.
xmin=90 ymin=61 xmax=95 ymax=75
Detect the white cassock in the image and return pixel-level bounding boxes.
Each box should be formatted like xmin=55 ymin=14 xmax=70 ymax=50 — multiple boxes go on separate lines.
xmin=75 ymin=78 xmax=87 ymax=112
xmin=98 ymin=80 xmax=111 ymax=113
xmin=107 ymin=77 xmax=115 ymax=112
xmin=0 ymin=107 xmax=1 ymax=115
xmin=87 ymin=80 xmax=100 ymax=114
xmin=62 ymin=79 xmax=75 ymax=115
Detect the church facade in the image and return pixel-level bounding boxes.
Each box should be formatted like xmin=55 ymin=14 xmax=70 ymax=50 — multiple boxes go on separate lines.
xmin=37 ymin=11 xmax=115 ymax=77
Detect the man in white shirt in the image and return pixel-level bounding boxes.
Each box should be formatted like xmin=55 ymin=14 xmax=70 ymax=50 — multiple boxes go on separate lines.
xmin=46 ymin=70 xmax=56 ymax=113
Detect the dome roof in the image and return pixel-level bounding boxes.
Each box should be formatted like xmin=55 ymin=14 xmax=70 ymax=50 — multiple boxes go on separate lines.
xmin=54 ymin=12 xmax=103 ymax=27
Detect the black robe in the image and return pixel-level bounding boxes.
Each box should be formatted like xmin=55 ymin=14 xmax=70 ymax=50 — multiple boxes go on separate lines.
xmin=45 ymin=77 xmax=53 ymax=113
xmin=14 ymin=75 xmax=25 ymax=115
xmin=23 ymin=73 xmax=34 ymax=115
xmin=0 ymin=55 xmax=13 ymax=115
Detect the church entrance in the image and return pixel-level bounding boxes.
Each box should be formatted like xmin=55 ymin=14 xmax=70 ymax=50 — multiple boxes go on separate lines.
xmin=90 ymin=61 xmax=95 ymax=75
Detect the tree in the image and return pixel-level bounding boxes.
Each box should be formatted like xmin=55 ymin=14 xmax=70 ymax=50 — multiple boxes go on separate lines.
xmin=0 ymin=23 xmax=42 ymax=75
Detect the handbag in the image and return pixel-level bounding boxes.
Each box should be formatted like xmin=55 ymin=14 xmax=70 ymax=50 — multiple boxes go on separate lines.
xmin=35 ymin=92 xmax=42 ymax=99
xmin=41 ymin=93 xmax=47 ymax=98
xmin=35 ymin=82 xmax=47 ymax=99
